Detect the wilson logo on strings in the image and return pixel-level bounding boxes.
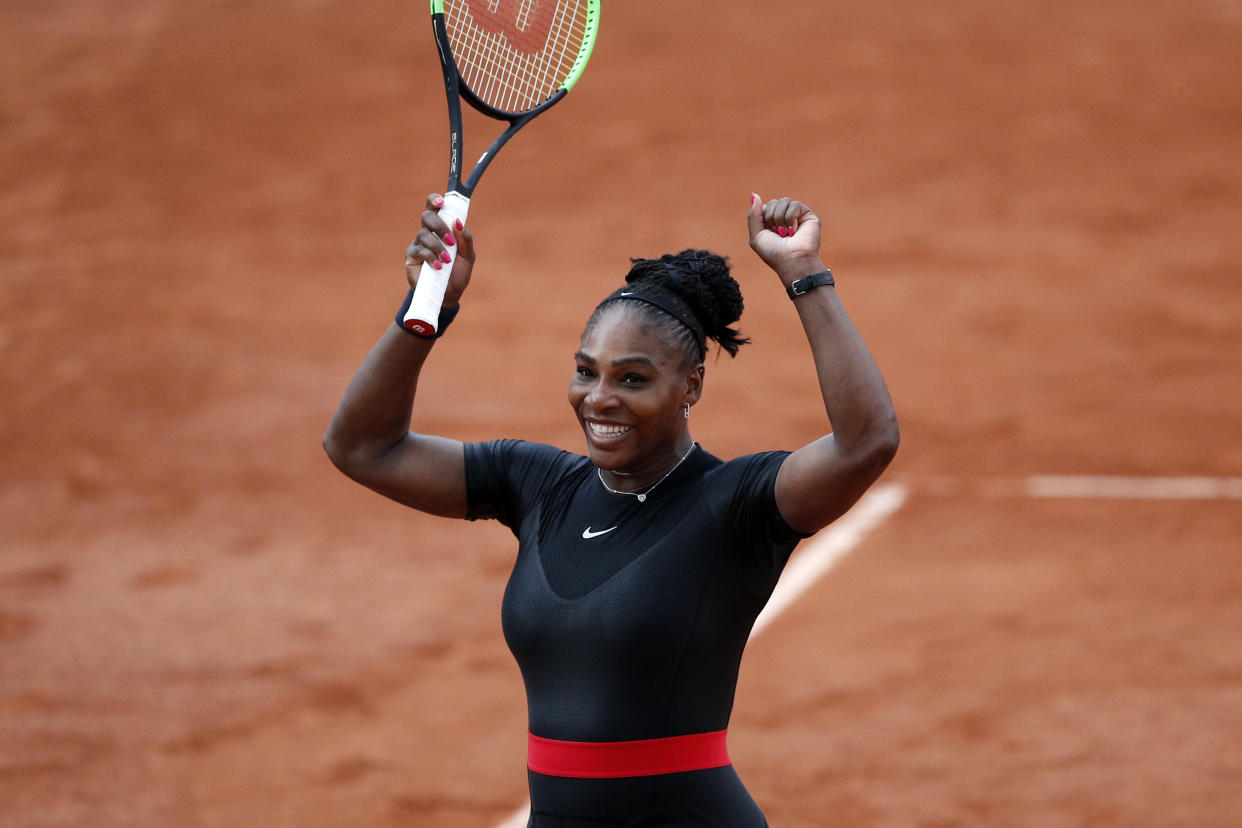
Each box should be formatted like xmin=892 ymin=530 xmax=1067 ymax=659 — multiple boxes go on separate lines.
xmin=464 ymin=0 xmax=555 ymax=54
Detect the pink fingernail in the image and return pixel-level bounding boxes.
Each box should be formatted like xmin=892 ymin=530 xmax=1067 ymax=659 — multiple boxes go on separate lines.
xmin=777 ymin=227 xmax=788 ymax=237
xmin=433 ymin=196 xmax=444 ymax=207
xmin=432 ymin=260 xmax=443 ymax=270
xmin=440 ymin=251 xmax=452 ymax=263
xmin=454 ymin=219 xmax=464 ymax=231
xmin=444 ymin=233 xmax=456 ymax=245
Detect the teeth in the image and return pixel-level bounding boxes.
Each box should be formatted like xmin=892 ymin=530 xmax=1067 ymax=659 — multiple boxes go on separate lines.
xmin=589 ymin=422 xmax=632 ymax=438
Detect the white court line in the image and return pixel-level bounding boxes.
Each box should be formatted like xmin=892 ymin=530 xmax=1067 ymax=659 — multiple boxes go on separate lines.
xmin=1025 ymin=475 xmax=1242 ymax=500
xmin=751 ymin=482 xmax=909 ymax=636
xmin=493 ymin=482 xmax=909 ymax=828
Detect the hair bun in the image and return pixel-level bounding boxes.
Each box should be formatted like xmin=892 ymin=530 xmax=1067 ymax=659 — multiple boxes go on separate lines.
xmin=624 ymin=249 xmax=750 ymax=357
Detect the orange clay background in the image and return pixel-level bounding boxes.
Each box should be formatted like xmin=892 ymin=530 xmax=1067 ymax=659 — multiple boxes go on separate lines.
xmin=3 ymin=2 xmax=1241 ymax=825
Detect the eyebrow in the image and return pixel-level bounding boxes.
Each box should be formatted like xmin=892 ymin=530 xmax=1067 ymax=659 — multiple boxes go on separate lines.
xmin=574 ymin=351 xmax=656 ymax=370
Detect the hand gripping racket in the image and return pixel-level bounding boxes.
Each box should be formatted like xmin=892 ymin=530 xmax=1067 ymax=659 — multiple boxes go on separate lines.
xmin=403 ymin=0 xmax=601 ymax=335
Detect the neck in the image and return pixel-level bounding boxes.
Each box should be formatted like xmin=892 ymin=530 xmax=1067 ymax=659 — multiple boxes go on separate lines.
xmin=599 ymin=435 xmax=695 ymax=493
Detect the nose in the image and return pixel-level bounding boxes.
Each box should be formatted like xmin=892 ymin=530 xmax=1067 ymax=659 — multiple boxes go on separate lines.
xmin=583 ymin=378 xmax=618 ymax=414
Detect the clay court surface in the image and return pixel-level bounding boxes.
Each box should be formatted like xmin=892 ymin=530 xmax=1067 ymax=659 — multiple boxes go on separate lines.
xmin=3 ymin=1 xmax=1241 ymax=825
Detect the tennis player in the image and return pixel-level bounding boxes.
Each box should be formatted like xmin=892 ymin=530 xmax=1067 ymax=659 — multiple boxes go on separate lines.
xmin=324 ymin=192 xmax=899 ymax=826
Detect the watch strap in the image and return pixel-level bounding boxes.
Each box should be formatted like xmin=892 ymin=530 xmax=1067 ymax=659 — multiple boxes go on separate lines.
xmin=786 ymin=269 xmax=835 ymax=299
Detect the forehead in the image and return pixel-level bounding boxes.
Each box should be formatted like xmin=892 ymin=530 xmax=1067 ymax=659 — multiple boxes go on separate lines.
xmin=579 ymin=306 xmax=682 ymax=367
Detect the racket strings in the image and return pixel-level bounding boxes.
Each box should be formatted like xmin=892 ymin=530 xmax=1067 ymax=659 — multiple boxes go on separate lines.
xmin=445 ymin=0 xmax=587 ymax=114
xmin=456 ymin=1 xmax=582 ymax=111
xmin=462 ymin=1 xmax=582 ymax=108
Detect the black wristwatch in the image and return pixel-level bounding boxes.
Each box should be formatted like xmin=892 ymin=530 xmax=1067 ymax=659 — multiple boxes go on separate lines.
xmin=786 ymin=269 xmax=835 ymax=300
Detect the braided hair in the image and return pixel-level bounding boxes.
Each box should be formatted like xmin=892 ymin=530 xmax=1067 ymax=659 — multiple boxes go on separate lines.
xmin=587 ymin=249 xmax=750 ymax=366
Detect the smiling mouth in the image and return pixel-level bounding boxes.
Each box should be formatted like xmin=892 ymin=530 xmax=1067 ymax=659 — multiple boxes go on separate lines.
xmin=588 ymin=421 xmax=632 ymax=439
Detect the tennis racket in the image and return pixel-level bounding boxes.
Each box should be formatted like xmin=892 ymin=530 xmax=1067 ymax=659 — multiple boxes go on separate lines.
xmin=403 ymin=0 xmax=601 ymax=335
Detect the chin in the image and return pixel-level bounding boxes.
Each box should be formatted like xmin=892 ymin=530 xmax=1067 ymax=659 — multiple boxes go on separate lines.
xmin=584 ymin=441 xmax=619 ymax=469
xmin=582 ymin=433 xmax=633 ymax=471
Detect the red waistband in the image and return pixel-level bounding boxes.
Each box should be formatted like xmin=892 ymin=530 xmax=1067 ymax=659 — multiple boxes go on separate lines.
xmin=527 ymin=730 xmax=730 ymax=779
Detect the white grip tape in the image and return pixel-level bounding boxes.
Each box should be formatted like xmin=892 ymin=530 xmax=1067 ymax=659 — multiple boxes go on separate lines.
xmin=404 ymin=191 xmax=471 ymax=335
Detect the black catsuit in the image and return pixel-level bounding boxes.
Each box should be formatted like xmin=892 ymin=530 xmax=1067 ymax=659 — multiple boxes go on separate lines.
xmin=465 ymin=440 xmax=806 ymax=827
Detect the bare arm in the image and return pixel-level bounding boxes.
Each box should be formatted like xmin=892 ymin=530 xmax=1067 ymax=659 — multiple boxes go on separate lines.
xmin=747 ymin=194 xmax=899 ymax=534
xmin=322 ymin=194 xmax=476 ymax=518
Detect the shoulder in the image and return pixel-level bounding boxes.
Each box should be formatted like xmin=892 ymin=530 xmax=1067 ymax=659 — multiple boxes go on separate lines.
xmin=463 ymin=439 xmax=590 ymax=524
xmin=703 ymin=450 xmax=791 ymax=489
xmin=466 ymin=439 xmax=589 ymax=484
xmin=702 ymin=450 xmax=804 ymax=536
xmin=467 ymin=438 xmax=579 ymax=462
xmin=689 ymin=449 xmax=789 ymax=512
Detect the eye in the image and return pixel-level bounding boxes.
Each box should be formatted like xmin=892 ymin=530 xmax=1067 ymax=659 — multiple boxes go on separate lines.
xmin=575 ymin=366 xmax=595 ymax=380
xmin=621 ymin=373 xmax=648 ymax=386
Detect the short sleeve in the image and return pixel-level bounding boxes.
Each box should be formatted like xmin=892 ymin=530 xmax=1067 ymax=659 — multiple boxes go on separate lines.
xmin=717 ymin=451 xmax=811 ymax=594
xmin=463 ymin=439 xmax=579 ymax=532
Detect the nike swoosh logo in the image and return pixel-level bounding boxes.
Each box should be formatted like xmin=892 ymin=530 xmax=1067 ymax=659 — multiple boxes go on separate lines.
xmin=581 ymin=526 xmax=618 ymax=539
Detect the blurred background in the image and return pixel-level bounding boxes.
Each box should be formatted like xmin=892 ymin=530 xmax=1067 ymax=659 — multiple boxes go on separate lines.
xmin=2 ymin=1 xmax=1240 ymax=825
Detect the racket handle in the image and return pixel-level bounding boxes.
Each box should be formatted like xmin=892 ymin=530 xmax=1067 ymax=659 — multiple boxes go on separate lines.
xmin=404 ymin=190 xmax=472 ymax=336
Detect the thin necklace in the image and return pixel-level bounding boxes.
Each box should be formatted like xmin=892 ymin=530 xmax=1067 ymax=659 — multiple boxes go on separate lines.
xmin=597 ymin=443 xmax=697 ymax=503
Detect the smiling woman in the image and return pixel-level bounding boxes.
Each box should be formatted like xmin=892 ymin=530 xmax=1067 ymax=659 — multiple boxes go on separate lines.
xmin=323 ymin=191 xmax=899 ymax=826
xmin=569 ymin=249 xmax=746 ymax=498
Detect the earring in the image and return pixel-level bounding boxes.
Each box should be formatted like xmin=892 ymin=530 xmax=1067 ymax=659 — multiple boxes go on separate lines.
xmin=683 ymin=403 xmax=690 ymax=420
